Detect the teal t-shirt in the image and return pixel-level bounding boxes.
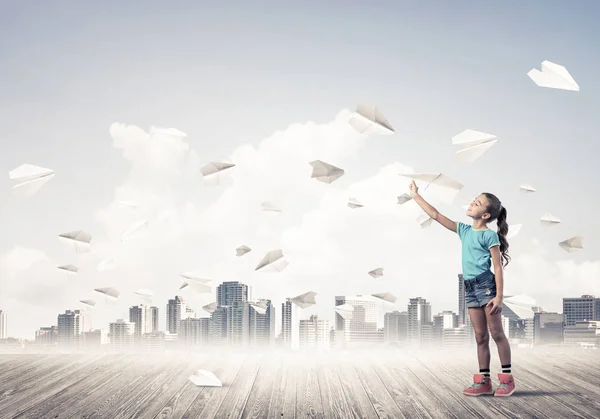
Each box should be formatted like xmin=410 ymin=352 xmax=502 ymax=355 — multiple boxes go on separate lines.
xmin=456 ymin=222 xmax=500 ymax=280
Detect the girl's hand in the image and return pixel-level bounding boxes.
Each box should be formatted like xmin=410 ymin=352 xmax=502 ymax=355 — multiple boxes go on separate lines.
xmin=488 ymin=296 xmax=503 ymax=315
xmin=409 ymin=180 xmax=419 ymax=198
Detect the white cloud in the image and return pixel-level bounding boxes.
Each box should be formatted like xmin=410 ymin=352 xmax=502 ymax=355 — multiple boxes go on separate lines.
xmin=1 ymin=110 xmax=598 ymax=338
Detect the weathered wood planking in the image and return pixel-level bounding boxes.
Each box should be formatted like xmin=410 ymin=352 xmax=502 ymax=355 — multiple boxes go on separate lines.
xmin=0 ymin=349 xmax=598 ymax=419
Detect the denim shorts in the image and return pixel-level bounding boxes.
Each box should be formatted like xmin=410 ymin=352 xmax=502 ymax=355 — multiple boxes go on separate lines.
xmin=464 ymin=270 xmax=497 ymax=308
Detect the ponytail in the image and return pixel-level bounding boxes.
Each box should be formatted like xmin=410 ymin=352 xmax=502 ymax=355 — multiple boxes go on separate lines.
xmin=496 ymin=206 xmax=511 ymax=267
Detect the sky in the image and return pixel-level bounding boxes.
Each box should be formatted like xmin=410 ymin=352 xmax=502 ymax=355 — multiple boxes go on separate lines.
xmin=1 ymin=0 xmax=599 ymax=339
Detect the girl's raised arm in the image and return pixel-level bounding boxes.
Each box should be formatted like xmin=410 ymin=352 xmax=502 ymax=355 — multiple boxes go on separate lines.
xmin=409 ymin=180 xmax=457 ymax=233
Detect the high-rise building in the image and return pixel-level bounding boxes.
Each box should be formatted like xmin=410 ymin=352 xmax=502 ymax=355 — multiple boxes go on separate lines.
xmin=178 ymin=318 xmax=211 ymax=347
xmin=109 ymin=319 xmax=135 ymax=350
xmin=533 ymin=312 xmax=564 ymax=345
xmin=57 ymin=310 xmax=83 ymax=347
xmin=564 ymin=321 xmax=600 ymax=346
xmin=458 ymin=274 xmax=467 ymax=326
xmin=166 ymin=296 xmax=186 ymax=335
xmin=384 ymin=311 xmax=408 ymax=342
xmin=227 ymin=301 xmax=251 ymax=347
xmin=335 ymin=295 xmax=382 ymax=343
xmin=217 ymin=281 xmax=249 ymax=306
xmin=282 ymin=299 xmax=300 ymax=349
xmin=82 ymin=329 xmax=108 ymax=348
xmin=0 ymin=310 xmax=7 ymax=339
xmin=129 ymin=305 xmax=155 ymax=341
xmin=563 ymin=295 xmax=600 ymax=326
xmin=150 ymin=306 xmax=159 ymax=332
xmin=408 ymin=297 xmax=431 ymax=343
xmin=141 ymin=332 xmax=166 ymax=353
xmin=210 ymin=306 xmax=228 ymax=345
xmin=35 ymin=326 xmax=58 ymax=345
xmin=299 ymin=315 xmax=330 ymax=350
xmin=249 ymin=299 xmax=276 ymax=347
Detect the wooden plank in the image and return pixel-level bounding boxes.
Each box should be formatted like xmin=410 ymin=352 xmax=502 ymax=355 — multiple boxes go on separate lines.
xmin=241 ymin=351 xmax=284 ymax=419
xmin=352 ymin=353 xmax=407 ymax=419
xmin=180 ymin=351 xmax=248 ymax=418
xmin=294 ymin=352 xmax=325 ymax=419
xmin=315 ymin=352 xmax=354 ymax=419
xmin=13 ymin=354 xmax=130 ymax=419
xmin=84 ymin=354 xmax=190 ymax=419
xmin=267 ymin=351 xmax=297 ymax=419
xmin=153 ymin=352 xmax=218 ymax=419
xmin=48 ymin=355 xmax=147 ymax=419
xmin=0 ymin=355 xmax=105 ymax=417
xmin=0 ymin=354 xmax=55 ymax=386
xmin=209 ymin=352 xmax=263 ymax=418
xmin=369 ymin=353 xmax=431 ymax=418
xmin=114 ymin=353 xmax=197 ymax=419
xmin=71 ymin=355 xmax=172 ymax=419
xmin=335 ymin=353 xmax=378 ymax=419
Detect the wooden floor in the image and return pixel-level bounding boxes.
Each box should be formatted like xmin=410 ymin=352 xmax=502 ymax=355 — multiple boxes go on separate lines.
xmin=0 ymin=347 xmax=598 ymax=418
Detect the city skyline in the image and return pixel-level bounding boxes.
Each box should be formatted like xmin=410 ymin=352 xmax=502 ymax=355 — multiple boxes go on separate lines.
xmin=2 ymin=1 xmax=600 ymax=339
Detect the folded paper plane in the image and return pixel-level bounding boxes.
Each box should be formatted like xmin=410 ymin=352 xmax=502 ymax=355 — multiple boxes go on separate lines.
xmin=368 ymin=267 xmax=384 ymax=278
xmin=347 ymin=198 xmax=364 ymax=209
xmin=309 ymin=160 xmax=345 ymax=184
xmin=189 ymin=369 xmax=222 ymax=387
xmin=255 ymin=249 xmax=288 ymax=272
xmin=200 ymin=162 xmax=236 ymax=186
xmin=506 ymin=224 xmax=522 ymax=240
xmin=334 ymin=303 xmax=354 ymax=320
xmin=527 ymin=60 xmax=579 ymax=91
xmin=540 ymin=213 xmax=561 ymax=227
xmin=519 ymin=184 xmax=536 ymax=193
xmin=236 ymin=245 xmax=251 ymax=257
xmin=558 ymin=236 xmax=583 ymax=252
xmin=58 ymin=230 xmax=92 ymax=253
xmin=58 ymin=264 xmax=78 ymax=275
xmin=9 ymin=164 xmax=55 ymax=196
xmin=203 ymin=302 xmax=218 ymax=314
xmin=372 ymin=292 xmax=397 ymax=304
xmin=452 ymin=129 xmax=498 ymax=163
xmin=348 ymin=104 xmax=395 ymax=135
xmin=290 ymin=291 xmax=317 ymax=309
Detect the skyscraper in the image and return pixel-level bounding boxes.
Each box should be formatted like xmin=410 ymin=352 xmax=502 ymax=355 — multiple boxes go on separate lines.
xmin=249 ymin=299 xmax=276 ymax=347
xmin=57 ymin=309 xmax=83 ymax=347
xmin=166 ymin=296 xmax=186 ymax=334
xmin=150 ymin=306 xmax=159 ymax=332
xmin=0 ymin=310 xmax=7 ymax=339
xmin=299 ymin=315 xmax=330 ymax=350
xmin=129 ymin=305 xmax=155 ymax=341
xmin=217 ymin=281 xmax=249 ymax=306
xmin=109 ymin=319 xmax=135 ymax=350
xmin=384 ymin=311 xmax=408 ymax=342
xmin=282 ymin=299 xmax=300 ymax=349
xmin=408 ymin=297 xmax=432 ymax=343
xmin=335 ymin=295 xmax=382 ymax=343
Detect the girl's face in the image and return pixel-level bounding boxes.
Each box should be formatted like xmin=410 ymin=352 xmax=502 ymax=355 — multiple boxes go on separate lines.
xmin=466 ymin=194 xmax=491 ymax=220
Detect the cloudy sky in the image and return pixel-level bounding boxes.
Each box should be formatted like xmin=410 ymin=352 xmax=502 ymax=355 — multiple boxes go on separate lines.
xmin=1 ymin=1 xmax=599 ymax=339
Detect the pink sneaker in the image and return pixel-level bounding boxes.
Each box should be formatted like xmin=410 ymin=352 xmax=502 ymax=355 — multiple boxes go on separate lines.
xmin=494 ymin=373 xmax=516 ymax=397
xmin=463 ymin=374 xmax=494 ymax=396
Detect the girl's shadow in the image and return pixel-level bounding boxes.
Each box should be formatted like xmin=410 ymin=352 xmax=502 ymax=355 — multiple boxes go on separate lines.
xmin=512 ymin=390 xmax=573 ymax=397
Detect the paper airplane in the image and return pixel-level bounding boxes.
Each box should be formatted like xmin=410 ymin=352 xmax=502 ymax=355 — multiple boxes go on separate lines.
xmin=559 ymin=236 xmax=584 ymax=253
xmin=540 ymin=213 xmax=561 ymax=227
xmin=9 ymin=164 xmax=55 ymax=196
xmin=58 ymin=231 xmax=92 ymax=253
xmin=400 ymin=173 xmax=464 ymax=191
xmin=368 ymin=267 xmax=384 ymax=278
xmin=290 ymin=291 xmax=317 ymax=309
xmin=452 ymin=129 xmax=498 ymax=163
xmin=202 ymin=302 xmax=218 ymax=314
xmin=347 ymin=198 xmax=364 ymax=209
xmin=189 ymin=369 xmax=222 ymax=387
xmin=397 ymin=193 xmax=412 ymax=205
xmin=334 ymin=303 xmax=354 ymax=320
xmin=94 ymin=287 xmax=120 ymax=300
xmin=506 ymin=224 xmax=522 ymax=240
xmin=250 ymin=301 xmax=268 ymax=315
xmin=348 ymin=104 xmax=395 ymax=135
xmin=261 ymin=201 xmax=282 ymax=214
xmin=372 ymin=293 xmax=397 ymax=304
xmin=133 ymin=289 xmax=154 ymax=302
xmin=79 ymin=300 xmax=96 ymax=308
xmin=519 ymin=184 xmax=536 ymax=193
xmin=418 ymin=214 xmax=434 ymax=228
xmin=200 ymin=162 xmax=236 ymax=186
xmin=97 ymin=258 xmax=117 ymax=272
xmin=309 ymin=160 xmax=345 ymax=184
xmin=58 ymin=264 xmax=78 ymax=275
xmin=236 ymin=245 xmax=251 ymax=257
xmin=527 ymin=60 xmax=579 ymax=91
xmin=255 ymin=249 xmax=289 ymax=272
xmin=179 ymin=274 xmax=212 ymax=293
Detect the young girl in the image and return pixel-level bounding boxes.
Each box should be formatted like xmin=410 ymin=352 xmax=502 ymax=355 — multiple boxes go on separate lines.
xmin=409 ymin=180 xmax=515 ymax=397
